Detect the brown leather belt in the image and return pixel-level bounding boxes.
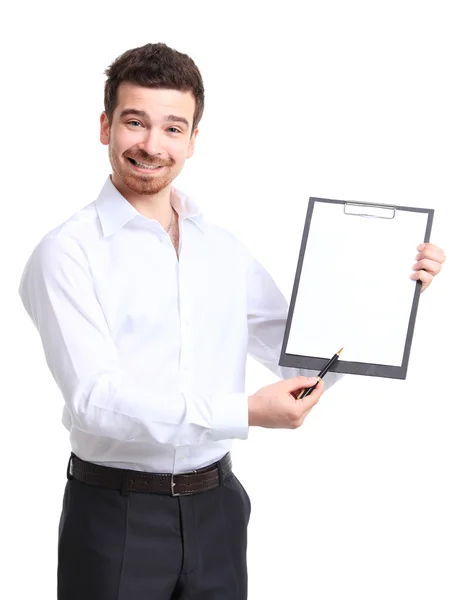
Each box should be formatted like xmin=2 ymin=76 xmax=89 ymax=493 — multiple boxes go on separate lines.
xmin=68 ymin=452 xmax=232 ymax=496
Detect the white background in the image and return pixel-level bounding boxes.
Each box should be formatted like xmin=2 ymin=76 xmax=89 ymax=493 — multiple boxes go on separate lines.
xmin=1 ymin=1 xmax=461 ymax=598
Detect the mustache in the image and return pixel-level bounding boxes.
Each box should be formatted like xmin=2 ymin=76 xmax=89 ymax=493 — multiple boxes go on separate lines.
xmin=124 ymin=149 xmax=174 ymax=167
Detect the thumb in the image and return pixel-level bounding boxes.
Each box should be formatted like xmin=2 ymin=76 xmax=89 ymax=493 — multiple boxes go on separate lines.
xmin=284 ymin=375 xmax=320 ymax=393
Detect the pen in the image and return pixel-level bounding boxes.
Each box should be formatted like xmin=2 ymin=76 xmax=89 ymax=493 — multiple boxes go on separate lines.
xmin=297 ymin=347 xmax=344 ymax=399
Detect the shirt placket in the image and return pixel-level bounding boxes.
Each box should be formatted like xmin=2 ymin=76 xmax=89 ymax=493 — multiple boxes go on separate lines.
xmin=173 ymin=218 xmax=193 ymax=474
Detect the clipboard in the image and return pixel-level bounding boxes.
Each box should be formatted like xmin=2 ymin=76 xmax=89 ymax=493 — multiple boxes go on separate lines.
xmin=279 ymin=198 xmax=434 ymax=379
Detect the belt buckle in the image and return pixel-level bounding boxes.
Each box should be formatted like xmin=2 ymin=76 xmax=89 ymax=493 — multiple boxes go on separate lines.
xmin=171 ymin=474 xmax=178 ymax=496
xmin=171 ymin=473 xmax=184 ymax=497
xmin=171 ymin=470 xmax=198 ymax=496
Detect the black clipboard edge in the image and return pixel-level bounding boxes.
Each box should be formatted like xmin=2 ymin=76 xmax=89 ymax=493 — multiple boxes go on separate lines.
xmin=399 ymin=206 xmax=434 ymax=376
xmin=279 ymin=353 xmax=407 ymax=379
xmin=279 ymin=197 xmax=435 ymax=380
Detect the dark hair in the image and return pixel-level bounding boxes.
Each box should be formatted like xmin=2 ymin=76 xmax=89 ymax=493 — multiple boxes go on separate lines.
xmin=104 ymin=43 xmax=205 ymax=131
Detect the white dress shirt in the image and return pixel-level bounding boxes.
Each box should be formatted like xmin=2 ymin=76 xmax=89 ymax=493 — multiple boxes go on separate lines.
xmin=19 ymin=177 xmax=341 ymax=474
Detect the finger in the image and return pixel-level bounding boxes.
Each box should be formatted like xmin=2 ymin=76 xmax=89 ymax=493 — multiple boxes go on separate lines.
xmin=416 ymin=243 xmax=446 ymax=264
xmin=411 ymin=269 xmax=433 ymax=290
xmin=299 ymin=379 xmax=325 ymax=411
xmin=286 ymin=375 xmax=320 ymax=394
xmin=412 ymin=258 xmax=442 ymax=276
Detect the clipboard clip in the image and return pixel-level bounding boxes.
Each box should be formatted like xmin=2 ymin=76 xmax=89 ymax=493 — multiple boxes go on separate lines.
xmin=344 ymin=202 xmax=396 ymax=219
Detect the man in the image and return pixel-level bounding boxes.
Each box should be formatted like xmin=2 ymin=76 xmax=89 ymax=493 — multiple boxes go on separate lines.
xmin=18 ymin=43 xmax=445 ymax=600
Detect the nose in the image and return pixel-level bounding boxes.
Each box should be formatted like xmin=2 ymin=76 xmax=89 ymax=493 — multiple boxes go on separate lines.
xmin=139 ymin=127 xmax=163 ymax=156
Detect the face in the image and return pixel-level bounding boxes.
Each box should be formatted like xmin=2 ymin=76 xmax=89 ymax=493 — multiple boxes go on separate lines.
xmin=100 ymin=83 xmax=198 ymax=197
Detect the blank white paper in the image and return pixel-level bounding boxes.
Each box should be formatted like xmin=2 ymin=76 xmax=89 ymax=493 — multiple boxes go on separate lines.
xmin=286 ymin=202 xmax=429 ymax=366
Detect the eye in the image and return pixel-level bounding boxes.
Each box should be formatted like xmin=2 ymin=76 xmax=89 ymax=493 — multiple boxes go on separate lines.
xmin=128 ymin=120 xmax=142 ymax=128
xmin=167 ymin=127 xmax=181 ymax=134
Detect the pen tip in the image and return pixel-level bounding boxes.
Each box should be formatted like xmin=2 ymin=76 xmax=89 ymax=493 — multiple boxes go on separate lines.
xmin=337 ymin=347 xmax=344 ymax=355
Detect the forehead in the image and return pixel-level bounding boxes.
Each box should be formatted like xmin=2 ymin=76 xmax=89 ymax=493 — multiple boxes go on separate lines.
xmin=115 ymin=83 xmax=195 ymax=122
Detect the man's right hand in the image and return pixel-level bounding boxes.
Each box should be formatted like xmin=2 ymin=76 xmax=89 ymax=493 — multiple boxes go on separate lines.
xmin=248 ymin=376 xmax=324 ymax=429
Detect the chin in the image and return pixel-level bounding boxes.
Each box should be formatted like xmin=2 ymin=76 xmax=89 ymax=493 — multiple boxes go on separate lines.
xmin=123 ymin=171 xmax=175 ymax=196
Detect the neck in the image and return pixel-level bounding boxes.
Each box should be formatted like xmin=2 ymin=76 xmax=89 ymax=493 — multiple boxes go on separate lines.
xmin=111 ymin=174 xmax=172 ymax=222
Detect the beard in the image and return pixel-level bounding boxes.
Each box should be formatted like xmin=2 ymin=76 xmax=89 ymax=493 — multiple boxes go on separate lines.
xmin=109 ymin=145 xmax=178 ymax=196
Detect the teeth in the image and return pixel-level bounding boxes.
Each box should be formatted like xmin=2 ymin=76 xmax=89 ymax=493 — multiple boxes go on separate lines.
xmin=134 ymin=160 xmax=161 ymax=170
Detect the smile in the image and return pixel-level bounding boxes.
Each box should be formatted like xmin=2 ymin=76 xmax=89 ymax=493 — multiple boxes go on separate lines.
xmin=127 ymin=158 xmax=164 ymax=170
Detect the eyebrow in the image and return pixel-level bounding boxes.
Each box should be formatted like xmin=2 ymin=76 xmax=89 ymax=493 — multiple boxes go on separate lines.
xmin=119 ymin=109 xmax=151 ymax=123
xmin=119 ymin=109 xmax=190 ymax=129
xmin=165 ymin=114 xmax=190 ymax=129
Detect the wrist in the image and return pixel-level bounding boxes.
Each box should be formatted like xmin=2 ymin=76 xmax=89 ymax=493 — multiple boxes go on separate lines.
xmin=248 ymin=394 xmax=258 ymax=427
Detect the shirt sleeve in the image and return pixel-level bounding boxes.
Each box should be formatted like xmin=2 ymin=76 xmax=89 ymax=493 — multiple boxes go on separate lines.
xmin=245 ymin=249 xmax=344 ymax=392
xmin=18 ymin=237 xmax=248 ymax=446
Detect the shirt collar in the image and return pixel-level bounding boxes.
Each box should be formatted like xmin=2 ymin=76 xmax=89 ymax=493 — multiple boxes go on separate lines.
xmin=95 ymin=176 xmax=205 ymax=238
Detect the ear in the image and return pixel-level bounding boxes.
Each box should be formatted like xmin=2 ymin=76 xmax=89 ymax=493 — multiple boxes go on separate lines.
xmin=100 ymin=112 xmax=110 ymax=146
xmin=186 ymin=128 xmax=199 ymax=159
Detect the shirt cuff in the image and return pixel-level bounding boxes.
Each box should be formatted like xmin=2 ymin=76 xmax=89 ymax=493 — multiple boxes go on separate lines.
xmin=210 ymin=393 xmax=249 ymax=441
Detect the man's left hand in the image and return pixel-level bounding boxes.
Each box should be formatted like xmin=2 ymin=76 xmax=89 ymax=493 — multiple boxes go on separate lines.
xmin=411 ymin=242 xmax=446 ymax=292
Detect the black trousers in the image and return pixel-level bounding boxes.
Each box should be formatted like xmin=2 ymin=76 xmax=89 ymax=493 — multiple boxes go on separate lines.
xmin=58 ymin=462 xmax=251 ymax=599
